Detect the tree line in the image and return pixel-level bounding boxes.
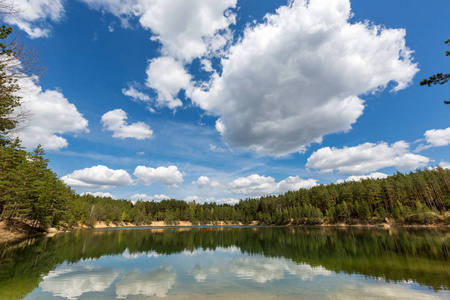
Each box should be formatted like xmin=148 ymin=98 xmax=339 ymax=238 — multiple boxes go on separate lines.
xmin=65 ymin=167 xmax=450 ymax=227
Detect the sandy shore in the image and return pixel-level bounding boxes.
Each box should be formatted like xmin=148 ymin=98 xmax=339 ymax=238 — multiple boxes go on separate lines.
xmin=90 ymin=220 xmax=248 ymax=228
xmin=0 ymin=220 xmax=36 ymax=243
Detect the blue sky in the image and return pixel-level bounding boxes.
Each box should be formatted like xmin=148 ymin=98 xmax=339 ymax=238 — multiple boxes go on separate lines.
xmin=5 ymin=0 xmax=450 ymax=204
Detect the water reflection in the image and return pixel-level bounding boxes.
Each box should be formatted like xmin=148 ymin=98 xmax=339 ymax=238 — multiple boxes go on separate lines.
xmin=40 ymin=264 xmax=119 ymax=299
xmin=0 ymin=227 xmax=448 ymax=299
xmin=330 ymin=283 xmax=444 ymax=300
xmin=116 ymin=267 xmax=176 ymax=298
xmin=230 ymin=256 xmax=331 ymax=283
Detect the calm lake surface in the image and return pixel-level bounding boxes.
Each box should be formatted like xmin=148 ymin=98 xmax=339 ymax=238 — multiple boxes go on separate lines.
xmin=0 ymin=226 xmax=449 ymax=300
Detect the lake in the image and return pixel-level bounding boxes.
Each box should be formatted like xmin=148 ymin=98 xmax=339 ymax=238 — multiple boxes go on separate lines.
xmin=0 ymin=226 xmax=449 ymax=299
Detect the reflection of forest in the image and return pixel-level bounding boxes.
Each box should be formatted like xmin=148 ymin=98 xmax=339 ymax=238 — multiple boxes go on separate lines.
xmin=0 ymin=227 xmax=449 ymax=299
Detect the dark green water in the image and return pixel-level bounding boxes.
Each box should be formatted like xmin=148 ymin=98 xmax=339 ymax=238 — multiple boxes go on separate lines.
xmin=0 ymin=226 xmax=449 ymax=299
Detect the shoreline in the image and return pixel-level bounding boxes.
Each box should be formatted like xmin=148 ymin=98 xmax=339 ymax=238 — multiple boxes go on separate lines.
xmin=1 ymin=220 xmax=449 ymax=244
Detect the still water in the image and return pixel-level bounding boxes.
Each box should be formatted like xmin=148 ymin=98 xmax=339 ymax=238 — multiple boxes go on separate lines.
xmin=0 ymin=226 xmax=449 ymax=299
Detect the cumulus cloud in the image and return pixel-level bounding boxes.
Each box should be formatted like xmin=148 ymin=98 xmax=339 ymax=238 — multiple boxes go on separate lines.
xmin=416 ymin=127 xmax=450 ymax=152
xmin=80 ymin=0 xmax=236 ymax=63
xmin=189 ymin=0 xmax=418 ymax=156
xmin=122 ymin=86 xmax=150 ymax=101
xmin=138 ymin=0 xmax=236 ymax=61
xmin=145 ymin=57 xmax=191 ymax=109
xmin=192 ymin=176 xmax=210 ymax=188
xmin=228 ymin=174 xmax=318 ymax=196
xmin=130 ymin=193 xmax=170 ymax=202
xmin=424 ymin=127 xmax=450 ymax=146
xmin=307 ymin=141 xmax=430 ymax=175
xmin=61 ymin=165 xmax=133 ymax=190
xmin=13 ymin=77 xmax=89 ymax=150
xmin=3 ymin=0 xmax=65 ymax=38
xmin=101 ymin=109 xmax=153 ymax=140
xmin=81 ymin=0 xmax=237 ymax=61
xmin=336 ymin=172 xmax=388 ymax=184
xmin=81 ymin=192 xmax=116 ymax=199
xmin=80 ymin=0 xmax=237 ymax=109
xmin=133 ymin=165 xmax=184 ymax=188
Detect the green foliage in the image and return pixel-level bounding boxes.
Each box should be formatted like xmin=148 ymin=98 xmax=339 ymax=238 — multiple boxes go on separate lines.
xmin=0 ymin=25 xmax=21 ymax=142
xmin=0 ymin=142 xmax=74 ymax=230
xmin=420 ymin=38 xmax=450 ymax=104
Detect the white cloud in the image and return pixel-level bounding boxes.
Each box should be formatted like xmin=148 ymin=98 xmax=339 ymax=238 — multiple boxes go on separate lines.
xmin=210 ymin=181 xmax=222 ymax=188
xmin=78 ymin=0 xmax=141 ymax=27
xmin=130 ymin=193 xmax=170 ymax=202
xmin=192 ymin=176 xmax=210 ymax=188
xmin=424 ymin=127 xmax=450 ymax=147
xmin=4 ymin=0 xmax=65 ymax=38
xmin=185 ymin=195 xmax=200 ymax=202
xmin=81 ymin=192 xmax=116 ymax=199
xmin=307 ymin=141 xmax=430 ymax=175
xmin=133 ymin=165 xmax=184 ymax=188
xmin=439 ymin=161 xmax=450 ymax=169
xmin=115 ymin=267 xmax=177 ymax=299
xmin=205 ymin=197 xmax=239 ymax=205
xmin=101 ymin=109 xmax=153 ymax=140
xmin=145 ymin=57 xmax=191 ymax=109
xmin=122 ymin=86 xmax=150 ymax=101
xmin=336 ymin=172 xmax=388 ymax=184
xmin=80 ymin=0 xmax=237 ymax=61
xmin=108 ymin=22 xmax=115 ymax=32
xmin=210 ymin=144 xmax=226 ymax=152
xmin=189 ymin=0 xmax=418 ymax=156
xmin=13 ymin=77 xmax=89 ymax=150
xmin=138 ymin=0 xmax=237 ymax=61
xmin=228 ymin=174 xmax=318 ymax=196
xmin=201 ymin=59 xmax=214 ymax=73
xmin=416 ymin=127 xmax=450 ymax=152
xmin=80 ymin=0 xmax=236 ymax=110
xmin=61 ymin=165 xmax=133 ymax=190
xmin=188 ymin=174 xmax=224 ymax=190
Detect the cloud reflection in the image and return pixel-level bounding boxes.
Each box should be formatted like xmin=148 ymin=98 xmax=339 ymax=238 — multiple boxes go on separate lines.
xmin=329 ymin=283 xmax=446 ymax=300
xmin=230 ymin=256 xmax=331 ymax=283
xmin=115 ymin=266 xmax=177 ymax=298
xmin=40 ymin=264 xmax=119 ymax=299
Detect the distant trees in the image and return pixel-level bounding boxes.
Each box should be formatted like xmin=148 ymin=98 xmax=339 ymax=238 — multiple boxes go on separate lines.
xmin=420 ymin=38 xmax=450 ymax=104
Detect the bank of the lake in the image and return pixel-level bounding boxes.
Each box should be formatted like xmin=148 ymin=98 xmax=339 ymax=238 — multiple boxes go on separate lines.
xmin=2 ymin=218 xmax=449 ymax=245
